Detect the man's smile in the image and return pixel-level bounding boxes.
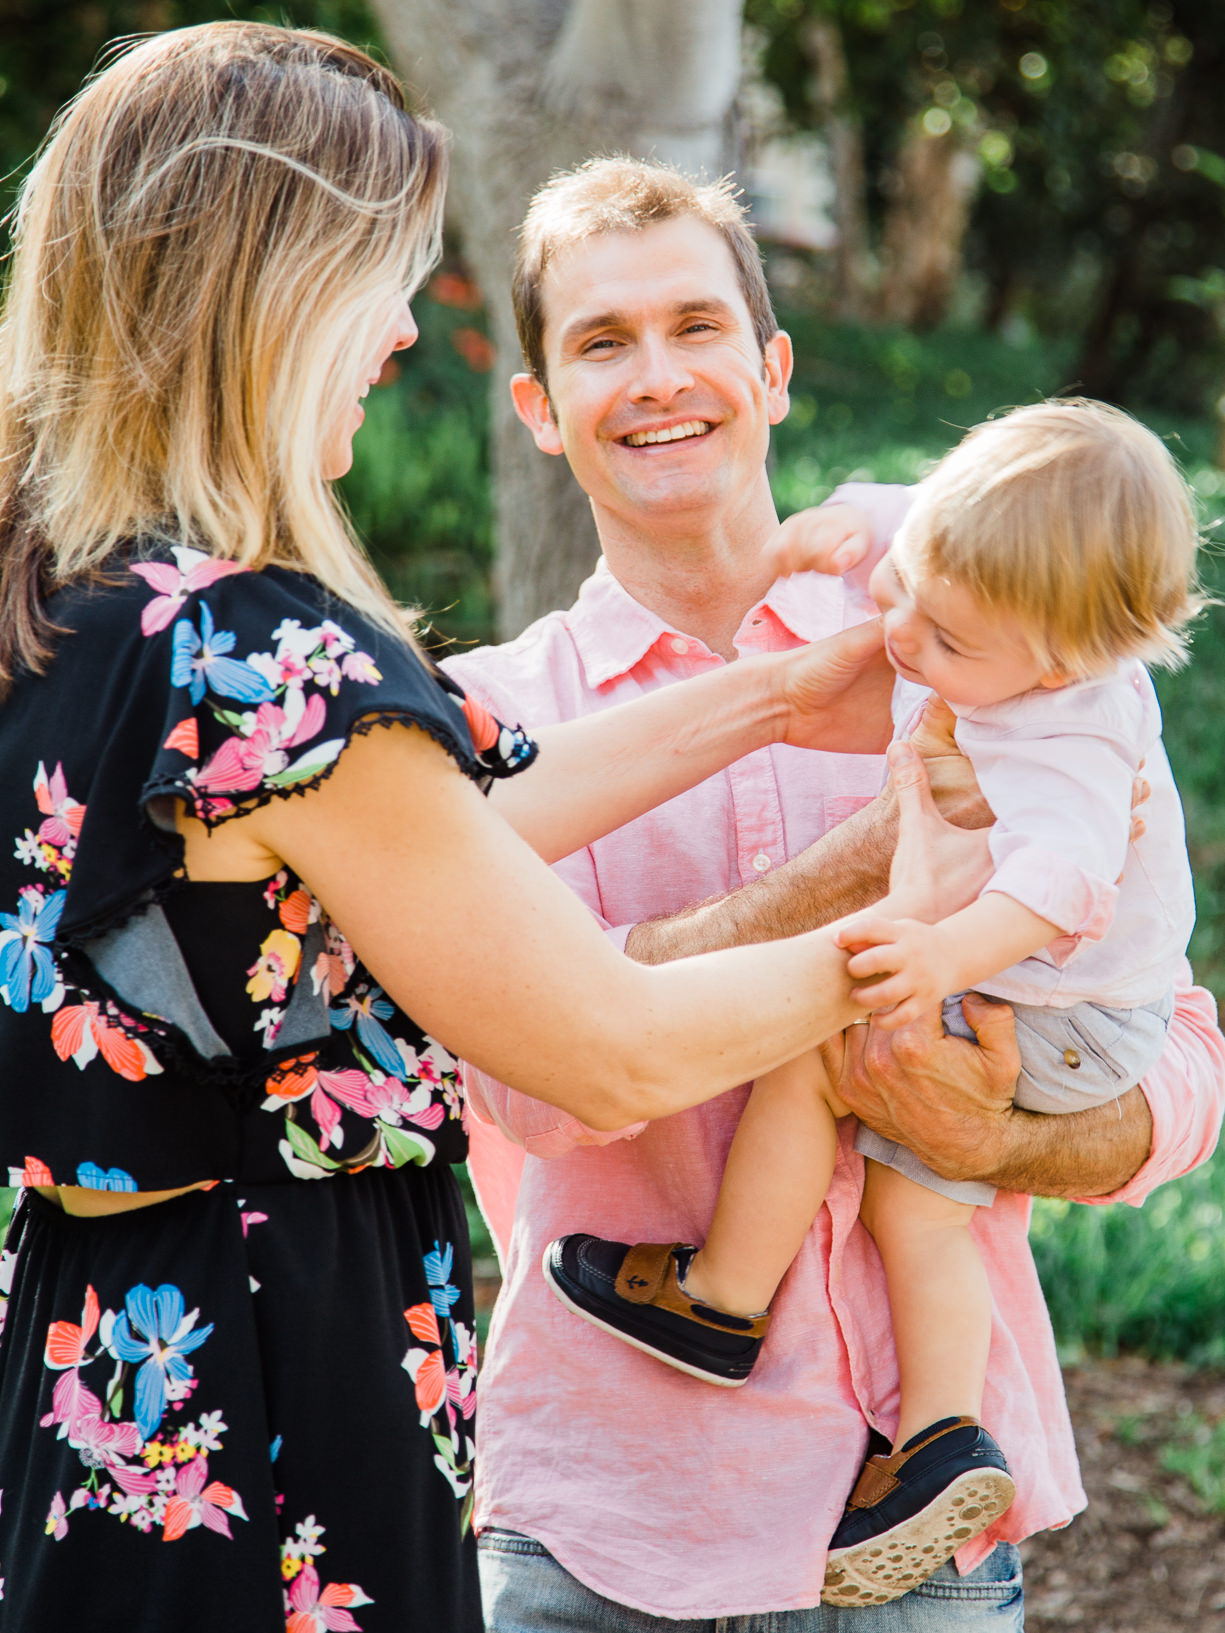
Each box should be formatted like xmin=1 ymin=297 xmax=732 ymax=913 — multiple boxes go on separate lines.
xmin=620 ymin=419 xmax=714 ymax=448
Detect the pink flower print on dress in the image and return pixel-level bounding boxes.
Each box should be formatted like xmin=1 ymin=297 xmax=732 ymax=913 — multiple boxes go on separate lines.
xmin=129 ymin=546 xmax=247 ymax=637
xmin=194 ymin=694 xmax=328 ymax=795
xmin=32 ymin=762 xmax=85 ymax=851
xmin=286 ymin=1557 xmax=373 ymax=1632
xmin=340 ymin=650 xmax=380 ymax=684
xmin=319 ymin=1068 xmax=445 ymax=1133
xmin=161 ymin=1454 xmax=249 ymax=1541
xmin=67 ymin=1414 xmax=155 ymax=1496
xmin=45 ymin=1491 xmax=68 ymax=1540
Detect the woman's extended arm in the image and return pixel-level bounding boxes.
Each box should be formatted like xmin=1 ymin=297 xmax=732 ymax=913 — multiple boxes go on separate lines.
xmin=235 ymin=728 xmax=938 ymax=1133
xmin=486 ymin=617 xmax=895 ymax=863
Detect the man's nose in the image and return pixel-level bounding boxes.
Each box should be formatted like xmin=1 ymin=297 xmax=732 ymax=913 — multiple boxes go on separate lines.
xmin=627 ymin=333 xmax=694 ymax=401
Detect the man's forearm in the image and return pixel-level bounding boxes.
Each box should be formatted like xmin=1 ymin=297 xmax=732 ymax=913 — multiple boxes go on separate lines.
xmin=964 ymin=1086 xmax=1154 ymax=1199
xmin=626 ymin=795 xmax=896 ymax=964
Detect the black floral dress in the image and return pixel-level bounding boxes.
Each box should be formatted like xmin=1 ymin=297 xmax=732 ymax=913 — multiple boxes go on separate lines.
xmin=0 ymin=547 xmax=535 ymax=1631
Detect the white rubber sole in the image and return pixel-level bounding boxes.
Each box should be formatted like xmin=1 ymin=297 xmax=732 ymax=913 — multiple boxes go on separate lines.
xmin=821 ymin=1466 xmax=1017 ymax=1607
xmin=541 ymin=1245 xmax=749 ymax=1388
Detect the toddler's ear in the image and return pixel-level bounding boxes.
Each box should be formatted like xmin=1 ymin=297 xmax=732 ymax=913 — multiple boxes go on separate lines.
xmin=1037 ymin=669 xmax=1072 ymax=691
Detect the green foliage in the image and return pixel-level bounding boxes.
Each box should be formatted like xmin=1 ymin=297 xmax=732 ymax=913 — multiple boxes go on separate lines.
xmin=1030 ymin=1152 xmax=1225 ymax=1366
xmin=769 ymin=309 xmax=1078 ymax=509
xmin=1160 ymin=1410 xmax=1225 ymax=1511
xmin=0 ymin=2 xmax=384 ymax=244
xmin=745 ymin=0 xmax=1225 ymax=410
xmin=340 ymin=282 xmax=495 ymax=652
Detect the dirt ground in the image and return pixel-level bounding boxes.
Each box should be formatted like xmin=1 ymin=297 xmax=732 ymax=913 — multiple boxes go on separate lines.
xmin=1021 ymin=1359 xmax=1225 ymax=1632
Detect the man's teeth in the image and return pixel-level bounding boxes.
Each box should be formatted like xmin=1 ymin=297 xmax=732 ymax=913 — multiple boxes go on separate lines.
xmin=623 ymin=420 xmax=711 ymax=447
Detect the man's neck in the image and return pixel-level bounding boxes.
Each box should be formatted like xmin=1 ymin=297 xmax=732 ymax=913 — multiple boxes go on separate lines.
xmin=597 ymin=499 xmax=780 ymax=661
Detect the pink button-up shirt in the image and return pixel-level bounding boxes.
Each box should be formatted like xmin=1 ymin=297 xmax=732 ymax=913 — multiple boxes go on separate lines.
xmin=441 ymin=562 xmax=1225 ymax=1620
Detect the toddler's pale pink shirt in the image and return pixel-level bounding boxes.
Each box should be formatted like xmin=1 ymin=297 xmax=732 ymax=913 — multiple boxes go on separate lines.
xmin=949 ymin=670 xmax=1194 ymax=1006
xmin=442 ymin=562 xmax=1224 ymax=1621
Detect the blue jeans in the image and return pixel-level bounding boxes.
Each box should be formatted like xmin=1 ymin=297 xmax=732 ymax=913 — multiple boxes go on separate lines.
xmin=477 ymin=1529 xmax=1024 ymax=1632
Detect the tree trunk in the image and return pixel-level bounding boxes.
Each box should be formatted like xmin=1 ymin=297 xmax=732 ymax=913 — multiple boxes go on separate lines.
xmin=369 ymin=0 xmax=745 ymax=638
xmin=802 ymin=15 xmax=872 ymax=320
xmin=876 ymin=121 xmax=980 ymax=329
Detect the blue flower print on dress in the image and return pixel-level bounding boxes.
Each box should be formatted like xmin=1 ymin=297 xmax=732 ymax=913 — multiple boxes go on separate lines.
xmin=330 ymin=984 xmax=405 ymax=1078
xmin=104 ymin=1284 xmax=215 ymax=1441
xmin=424 ymin=1242 xmax=461 ymax=1319
xmin=75 ymin=1163 xmax=137 ymax=1192
xmin=171 ymin=602 xmax=275 ymax=707
xmin=0 ymin=886 xmax=65 ymax=1013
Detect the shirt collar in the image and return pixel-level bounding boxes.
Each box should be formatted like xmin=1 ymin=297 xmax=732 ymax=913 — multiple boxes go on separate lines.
xmin=566 ymin=558 xmax=855 ymax=689
xmin=758 ymin=568 xmax=850 ymax=644
xmin=566 ymin=559 xmax=696 ymax=689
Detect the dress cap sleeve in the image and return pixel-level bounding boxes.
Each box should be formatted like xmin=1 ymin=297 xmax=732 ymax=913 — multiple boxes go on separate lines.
xmin=137 ymin=551 xmax=536 ymax=829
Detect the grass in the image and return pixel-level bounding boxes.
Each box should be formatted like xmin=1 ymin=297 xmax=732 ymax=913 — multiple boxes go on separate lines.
xmin=1160 ymin=1411 xmax=1225 ymax=1512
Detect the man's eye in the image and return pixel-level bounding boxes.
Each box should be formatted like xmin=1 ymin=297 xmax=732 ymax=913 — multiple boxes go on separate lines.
xmin=583 ymin=337 xmax=621 ymax=354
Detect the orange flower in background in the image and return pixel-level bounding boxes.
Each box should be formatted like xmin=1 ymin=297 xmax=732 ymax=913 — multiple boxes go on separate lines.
xmin=429 ymin=270 xmax=483 ymax=310
xmin=451 ymin=327 xmax=495 ymax=372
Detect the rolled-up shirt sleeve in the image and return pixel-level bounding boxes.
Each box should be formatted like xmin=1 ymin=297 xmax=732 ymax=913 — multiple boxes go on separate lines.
xmin=1077 ymin=968 xmax=1225 ymax=1207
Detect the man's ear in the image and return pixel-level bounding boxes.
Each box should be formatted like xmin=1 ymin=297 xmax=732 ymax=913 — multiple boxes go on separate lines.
xmin=764 ymin=331 xmax=793 ymax=427
xmin=510 ymin=372 xmax=565 ymax=456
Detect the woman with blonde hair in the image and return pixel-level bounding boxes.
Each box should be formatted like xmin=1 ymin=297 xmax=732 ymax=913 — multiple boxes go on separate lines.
xmin=0 ymin=20 xmax=953 ymax=1630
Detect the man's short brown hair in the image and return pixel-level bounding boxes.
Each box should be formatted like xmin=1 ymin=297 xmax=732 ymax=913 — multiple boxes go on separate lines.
xmin=512 ymin=156 xmax=779 ymax=384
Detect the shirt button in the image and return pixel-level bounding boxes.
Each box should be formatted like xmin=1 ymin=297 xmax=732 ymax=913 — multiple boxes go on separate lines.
xmin=752 ymin=853 xmax=772 ymax=873
xmin=1063 ymin=1049 xmax=1081 ymax=1069
xmin=670 ymin=636 xmax=689 ymax=655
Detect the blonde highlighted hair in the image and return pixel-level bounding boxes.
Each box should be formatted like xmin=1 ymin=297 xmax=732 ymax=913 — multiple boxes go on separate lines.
xmin=0 ymin=21 xmax=448 ymax=687
xmin=899 ymin=399 xmax=1203 ymax=677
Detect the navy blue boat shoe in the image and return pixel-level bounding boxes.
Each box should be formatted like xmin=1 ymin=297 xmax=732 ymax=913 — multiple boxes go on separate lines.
xmin=822 ymin=1417 xmax=1016 ymax=1606
xmin=542 ymin=1234 xmax=769 ymax=1386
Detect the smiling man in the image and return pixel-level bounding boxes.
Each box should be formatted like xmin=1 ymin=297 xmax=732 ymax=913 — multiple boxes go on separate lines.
xmin=441 ymin=158 xmax=1225 ymax=1632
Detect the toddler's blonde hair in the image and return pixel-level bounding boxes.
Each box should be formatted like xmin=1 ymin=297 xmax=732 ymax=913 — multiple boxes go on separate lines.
xmin=899 ymin=399 xmax=1202 ymax=677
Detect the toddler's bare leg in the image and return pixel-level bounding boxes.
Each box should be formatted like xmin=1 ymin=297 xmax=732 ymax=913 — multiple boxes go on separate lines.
xmin=858 ymin=1159 xmax=990 ymax=1447
xmin=682 ymin=1050 xmax=843 ymax=1317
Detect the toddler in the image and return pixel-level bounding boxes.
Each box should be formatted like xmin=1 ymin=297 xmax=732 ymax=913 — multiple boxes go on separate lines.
xmin=543 ymin=400 xmax=1200 ymax=1606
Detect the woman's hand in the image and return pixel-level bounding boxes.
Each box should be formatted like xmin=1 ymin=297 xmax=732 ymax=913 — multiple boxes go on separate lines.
xmin=773 ymin=618 xmax=896 ymax=755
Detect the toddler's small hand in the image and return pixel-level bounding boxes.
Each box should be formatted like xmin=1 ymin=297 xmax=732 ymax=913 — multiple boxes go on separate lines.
xmin=834 ymin=913 xmax=948 ymax=1029
xmin=765 ymin=504 xmax=872 ymax=581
